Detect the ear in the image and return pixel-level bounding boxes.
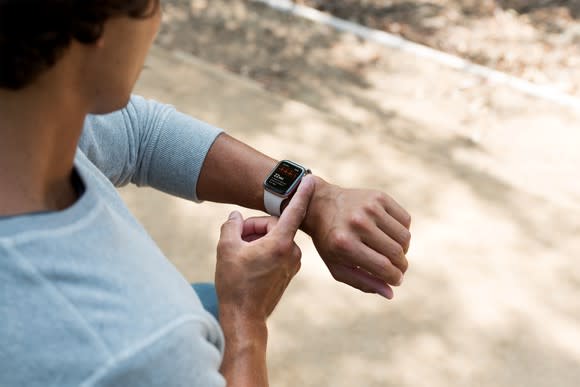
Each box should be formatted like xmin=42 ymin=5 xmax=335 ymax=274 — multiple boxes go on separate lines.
xmin=94 ymin=35 xmax=106 ymax=49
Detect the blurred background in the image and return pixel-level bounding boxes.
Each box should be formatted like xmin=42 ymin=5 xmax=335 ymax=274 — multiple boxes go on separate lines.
xmin=123 ymin=1 xmax=580 ymax=386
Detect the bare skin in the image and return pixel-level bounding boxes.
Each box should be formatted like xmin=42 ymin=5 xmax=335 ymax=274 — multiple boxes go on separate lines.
xmin=216 ymin=176 xmax=315 ymax=387
xmin=0 ymin=2 xmax=412 ymax=385
xmin=0 ymin=49 xmax=88 ymax=215
xmin=0 ymin=5 xmax=162 ymax=216
xmin=197 ymin=133 xmax=412 ymax=299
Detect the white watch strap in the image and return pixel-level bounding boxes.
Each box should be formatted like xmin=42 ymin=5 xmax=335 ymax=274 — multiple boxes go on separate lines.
xmin=264 ymin=190 xmax=284 ymax=217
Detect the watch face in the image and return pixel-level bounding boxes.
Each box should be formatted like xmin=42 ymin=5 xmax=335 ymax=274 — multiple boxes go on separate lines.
xmin=264 ymin=161 xmax=305 ymax=195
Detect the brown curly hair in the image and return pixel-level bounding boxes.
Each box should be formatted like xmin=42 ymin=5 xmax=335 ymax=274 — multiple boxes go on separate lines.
xmin=0 ymin=0 xmax=159 ymax=90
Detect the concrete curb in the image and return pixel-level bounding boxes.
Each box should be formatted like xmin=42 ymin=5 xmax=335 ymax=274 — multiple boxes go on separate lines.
xmin=253 ymin=0 xmax=580 ymax=110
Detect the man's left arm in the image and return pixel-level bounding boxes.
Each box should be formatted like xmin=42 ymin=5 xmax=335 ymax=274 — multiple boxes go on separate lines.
xmin=197 ymin=133 xmax=411 ymax=299
xmin=83 ymin=96 xmax=411 ymax=298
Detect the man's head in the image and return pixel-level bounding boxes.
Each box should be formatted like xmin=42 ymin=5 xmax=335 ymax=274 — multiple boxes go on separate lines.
xmin=0 ymin=0 xmax=161 ymax=113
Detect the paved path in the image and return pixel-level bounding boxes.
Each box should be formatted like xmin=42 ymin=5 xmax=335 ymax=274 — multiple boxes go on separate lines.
xmin=121 ymin=44 xmax=580 ymax=387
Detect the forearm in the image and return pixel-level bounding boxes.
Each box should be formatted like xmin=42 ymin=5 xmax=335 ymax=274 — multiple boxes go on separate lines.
xmin=219 ymin=310 xmax=269 ymax=387
xmin=197 ymin=133 xmax=277 ymax=212
xmin=196 ymin=133 xmax=334 ymax=225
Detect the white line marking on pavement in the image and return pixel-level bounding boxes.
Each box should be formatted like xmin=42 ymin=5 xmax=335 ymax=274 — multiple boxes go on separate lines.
xmin=253 ymin=0 xmax=580 ymax=110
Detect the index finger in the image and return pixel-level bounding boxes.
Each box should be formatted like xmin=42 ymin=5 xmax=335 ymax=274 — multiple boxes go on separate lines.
xmin=273 ymin=175 xmax=315 ymax=239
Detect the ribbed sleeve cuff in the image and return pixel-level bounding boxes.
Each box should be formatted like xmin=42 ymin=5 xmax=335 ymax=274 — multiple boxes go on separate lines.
xmin=144 ymin=109 xmax=223 ymax=202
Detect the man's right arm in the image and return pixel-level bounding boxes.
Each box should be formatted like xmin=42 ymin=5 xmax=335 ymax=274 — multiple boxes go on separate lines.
xmin=214 ymin=177 xmax=315 ymax=386
xmin=219 ymin=313 xmax=269 ymax=387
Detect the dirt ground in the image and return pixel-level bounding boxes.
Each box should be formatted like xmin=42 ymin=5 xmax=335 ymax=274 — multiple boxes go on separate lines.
xmin=122 ymin=1 xmax=580 ymax=386
xmin=161 ymin=0 xmax=580 ymax=97
xmin=157 ymin=0 xmax=580 ymax=134
xmin=294 ymin=0 xmax=580 ymax=95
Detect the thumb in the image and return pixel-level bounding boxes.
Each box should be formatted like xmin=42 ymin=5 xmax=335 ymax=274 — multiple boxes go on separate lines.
xmin=219 ymin=211 xmax=244 ymax=244
xmin=274 ymin=175 xmax=315 ymax=239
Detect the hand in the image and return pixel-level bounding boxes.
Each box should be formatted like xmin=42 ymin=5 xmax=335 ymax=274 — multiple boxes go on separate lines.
xmin=215 ymin=175 xmax=315 ymax=322
xmin=303 ymin=177 xmax=411 ymax=299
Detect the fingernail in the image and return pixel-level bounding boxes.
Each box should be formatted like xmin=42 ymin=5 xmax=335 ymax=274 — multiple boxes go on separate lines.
xmin=377 ymin=288 xmax=393 ymax=300
xmin=228 ymin=211 xmax=239 ymax=220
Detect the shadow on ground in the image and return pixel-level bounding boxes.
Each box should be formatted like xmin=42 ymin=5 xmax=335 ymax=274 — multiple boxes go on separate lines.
xmin=497 ymin=0 xmax=580 ymax=18
xmin=296 ymin=0 xmax=580 ymax=33
xmin=270 ymin=267 xmax=580 ymax=386
xmin=126 ymin=2 xmax=580 ymax=384
xmin=130 ymin=42 xmax=580 ymax=385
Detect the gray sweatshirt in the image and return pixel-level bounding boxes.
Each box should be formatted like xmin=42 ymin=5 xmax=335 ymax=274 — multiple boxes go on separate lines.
xmin=0 ymin=96 xmax=226 ymax=387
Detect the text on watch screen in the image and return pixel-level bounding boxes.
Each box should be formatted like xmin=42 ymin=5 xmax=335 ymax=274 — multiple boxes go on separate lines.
xmin=266 ymin=162 xmax=302 ymax=194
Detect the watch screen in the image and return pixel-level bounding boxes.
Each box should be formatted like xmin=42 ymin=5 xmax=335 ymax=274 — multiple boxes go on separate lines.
xmin=265 ymin=161 xmax=304 ymax=195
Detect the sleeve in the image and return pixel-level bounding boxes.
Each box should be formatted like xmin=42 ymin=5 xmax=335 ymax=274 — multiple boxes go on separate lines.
xmin=79 ymin=95 xmax=224 ymax=202
xmin=86 ymin=320 xmax=226 ymax=387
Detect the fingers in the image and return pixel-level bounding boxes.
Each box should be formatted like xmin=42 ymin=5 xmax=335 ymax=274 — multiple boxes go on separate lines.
xmin=274 ymin=175 xmax=315 ymax=239
xmin=373 ymin=213 xmax=411 ymax=254
xmin=242 ymin=233 xmax=266 ymax=243
xmin=351 ymin=212 xmax=409 ymax=272
xmin=353 ymin=243 xmax=404 ymax=286
xmin=327 ymin=228 xmax=403 ymax=285
xmin=360 ymin=229 xmax=409 ymax=274
xmin=377 ymin=193 xmax=412 ymax=230
xmin=289 ymin=243 xmax=303 ymax=277
xmin=241 ymin=216 xmax=278 ymax=241
xmin=356 ymin=197 xmax=411 ymax=269
xmin=219 ymin=211 xmax=244 ymax=245
xmin=329 ymin=263 xmax=394 ymax=299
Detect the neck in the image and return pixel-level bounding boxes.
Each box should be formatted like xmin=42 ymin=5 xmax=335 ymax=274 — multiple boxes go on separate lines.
xmin=0 ymin=65 xmax=89 ymax=216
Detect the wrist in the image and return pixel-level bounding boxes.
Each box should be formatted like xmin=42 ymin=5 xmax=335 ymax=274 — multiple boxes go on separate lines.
xmin=221 ymin=310 xmax=268 ymax=360
xmin=219 ymin=306 xmax=268 ymax=341
xmin=262 ymin=160 xmax=311 ymax=216
xmin=219 ymin=307 xmax=269 ymax=386
xmin=301 ymin=175 xmax=337 ymax=236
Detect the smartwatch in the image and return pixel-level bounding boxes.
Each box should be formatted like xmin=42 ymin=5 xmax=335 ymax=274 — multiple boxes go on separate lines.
xmin=263 ymin=160 xmax=311 ymax=216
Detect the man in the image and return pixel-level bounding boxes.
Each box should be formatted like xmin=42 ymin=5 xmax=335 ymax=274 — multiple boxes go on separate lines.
xmin=0 ymin=1 xmax=411 ymax=386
